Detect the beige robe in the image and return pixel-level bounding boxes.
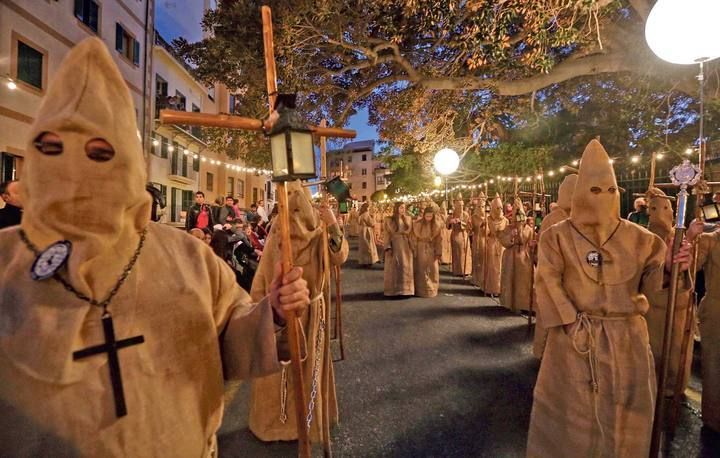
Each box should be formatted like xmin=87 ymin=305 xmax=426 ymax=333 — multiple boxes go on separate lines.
xmin=694 ymin=231 xmax=720 ymax=432
xmin=357 ymin=211 xmax=379 ymax=265
xmin=384 ymin=216 xmax=414 ymax=296
xmin=374 ymin=211 xmax=384 ymax=252
xmin=527 ymin=219 xmax=664 ymax=457
xmin=439 ymin=208 xmax=452 ymax=264
xmin=450 ymin=211 xmax=473 ymax=276
xmin=644 ymin=227 xmax=693 ymax=396
xmin=471 ymin=210 xmax=487 ymax=288
xmin=484 ymin=216 xmax=508 ymax=295
xmin=0 ymin=223 xmax=282 ymax=457
xmin=346 ymin=208 xmax=359 ymax=237
xmin=248 ymin=220 xmax=348 ymax=442
xmin=412 ymin=220 xmax=443 ymax=298
xmin=533 ymin=207 xmax=570 ymax=359
xmin=498 ymin=223 xmax=535 ymax=312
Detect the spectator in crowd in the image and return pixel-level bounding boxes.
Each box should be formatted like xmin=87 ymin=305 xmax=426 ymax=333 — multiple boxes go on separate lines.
xmin=185 ymin=191 xmax=214 ymax=231
xmin=627 ymin=197 xmax=649 ymax=227
xmin=232 ymin=198 xmax=242 ymax=218
xmin=189 ymin=228 xmax=205 ymax=241
xmin=202 ymin=227 xmax=212 ymax=244
xmin=264 ymin=204 xmax=279 ymax=233
xmin=247 ymin=204 xmax=258 ymax=224
xmin=0 ymin=180 xmax=22 ymax=230
xmin=245 ymin=223 xmax=265 ymax=252
xmin=209 ymin=229 xmax=231 ymax=264
xmin=256 ymin=198 xmax=268 ymax=223
xmin=252 ymin=220 xmax=268 ymax=242
xmin=210 ymin=196 xmax=223 ymax=223
xmin=218 ymin=196 xmax=235 ymax=225
xmin=504 ymin=202 xmax=514 ymax=220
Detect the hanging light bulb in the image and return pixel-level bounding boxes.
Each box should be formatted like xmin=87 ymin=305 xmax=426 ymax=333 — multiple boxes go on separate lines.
xmin=548 ymin=170 xmax=555 ymax=177
xmin=656 ymin=153 xmax=664 ymax=160
xmin=572 ymin=160 xmax=579 ymax=166
xmin=152 ymin=139 xmax=159 ymax=147
xmin=631 ymin=155 xmax=640 ymax=163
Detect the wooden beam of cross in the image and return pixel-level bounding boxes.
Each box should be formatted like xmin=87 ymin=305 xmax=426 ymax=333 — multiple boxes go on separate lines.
xmin=158 ymin=7 xmax=356 ymax=458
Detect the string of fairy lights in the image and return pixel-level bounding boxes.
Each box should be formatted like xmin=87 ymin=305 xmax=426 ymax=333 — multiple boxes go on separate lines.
xmin=383 ymin=147 xmax=698 ymax=203
xmin=150 ymin=137 xmax=273 ymax=176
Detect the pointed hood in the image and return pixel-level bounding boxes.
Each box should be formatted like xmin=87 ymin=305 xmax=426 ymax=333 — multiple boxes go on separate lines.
xmin=20 ymin=37 xmax=150 ymax=299
xmin=490 ymin=195 xmax=503 ymax=219
xmin=570 ymin=140 xmax=620 ymax=227
xmin=556 ymin=174 xmax=578 ymax=213
xmin=646 ymin=187 xmax=673 ymax=241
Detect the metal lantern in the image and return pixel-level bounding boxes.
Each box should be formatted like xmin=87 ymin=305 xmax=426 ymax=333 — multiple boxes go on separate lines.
xmin=268 ymin=94 xmax=316 ymax=182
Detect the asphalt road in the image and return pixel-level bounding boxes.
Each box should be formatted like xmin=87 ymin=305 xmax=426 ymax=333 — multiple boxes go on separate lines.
xmin=218 ymin=240 xmax=718 ymax=457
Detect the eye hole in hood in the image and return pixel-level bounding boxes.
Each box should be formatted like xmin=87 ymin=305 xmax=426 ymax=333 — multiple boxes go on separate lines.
xmin=85 ymin=138 xmax=115 ymax=162
xmin=33 ymin=132 xmax=64 ymax=156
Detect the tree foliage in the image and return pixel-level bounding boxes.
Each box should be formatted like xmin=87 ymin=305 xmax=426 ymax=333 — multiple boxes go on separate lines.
xmin=174 ymin=0 xmax=719 ymax=182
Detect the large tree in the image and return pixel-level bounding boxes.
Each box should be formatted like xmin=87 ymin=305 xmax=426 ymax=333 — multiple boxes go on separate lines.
xmin=176 ymin=0 xmax=717 ymax=181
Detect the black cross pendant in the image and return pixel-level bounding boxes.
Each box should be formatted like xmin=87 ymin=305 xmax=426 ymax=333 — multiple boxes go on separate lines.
xmin=72 ymin=312 xmax=145 ymax=418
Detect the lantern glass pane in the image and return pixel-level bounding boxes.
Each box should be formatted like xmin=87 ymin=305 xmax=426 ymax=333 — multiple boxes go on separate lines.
xmin=290 ymin=130 xmax=315 ymax=175
xmin=270 ymin=133 xmax=288 ymax=176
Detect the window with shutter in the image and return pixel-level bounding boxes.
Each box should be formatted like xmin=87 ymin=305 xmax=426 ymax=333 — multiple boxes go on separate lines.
xmin=115 ymin=23 xmax=140 ymax=66
xmin=16 ymin=41 xmax=43 ymax=89
xmin=75 ymin=0 xmax=99 ymax=33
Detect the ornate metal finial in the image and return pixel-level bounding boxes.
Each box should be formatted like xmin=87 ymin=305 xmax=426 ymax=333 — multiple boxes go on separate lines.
xmin=669 ymin=159 xmax=701 ymax=188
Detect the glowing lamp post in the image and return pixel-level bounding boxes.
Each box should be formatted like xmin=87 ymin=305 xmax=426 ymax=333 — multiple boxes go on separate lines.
xmin=645 ymin=0 xmax=720 ymax=65
xmin=433 ymin=148 xmax=460 ymax=206
xmin=646 ymin=1 xmax=720 ymax=455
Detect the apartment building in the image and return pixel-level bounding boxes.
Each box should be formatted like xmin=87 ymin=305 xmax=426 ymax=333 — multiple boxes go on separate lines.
xmin=328 ymin=140 xmax=390 ymax=202
xmin=0 ymin=0 xmax=272 ymax=221
xmin=0 ymin=0 xmax=154 ymax=183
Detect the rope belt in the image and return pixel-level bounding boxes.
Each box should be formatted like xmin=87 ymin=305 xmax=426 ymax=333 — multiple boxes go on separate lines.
xmin=569 ymin=311 xmax=641 ymax=450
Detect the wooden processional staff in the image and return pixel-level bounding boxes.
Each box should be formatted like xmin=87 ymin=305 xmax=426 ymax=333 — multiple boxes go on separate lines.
xmin=160 ymin=7 xmax=355 ymax=458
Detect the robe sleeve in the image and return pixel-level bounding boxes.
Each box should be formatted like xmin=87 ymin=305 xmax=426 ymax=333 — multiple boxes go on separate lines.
xmin=695 ymin=232 xmax=719 ymax=271
xmin=640 ymin=233 xmax=667 ymax=298
xmin=534 ymin=228 xmax=578 ymax=328
xmin=433 ymin=232 xmax=443 ymax=257
xmin=208 ymin=252 xmax=281 ymax=381
xmin=329 ymin=229 xmax=350 ymax=266
xmin=383 ymin=218 xmax=393 ymax=250
xmin=498 ymin=227 xmax=514 ymax=249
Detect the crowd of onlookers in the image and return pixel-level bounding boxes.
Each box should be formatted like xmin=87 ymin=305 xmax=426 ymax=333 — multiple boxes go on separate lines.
xmin=184 ymin=190 xmax=276 ymax=290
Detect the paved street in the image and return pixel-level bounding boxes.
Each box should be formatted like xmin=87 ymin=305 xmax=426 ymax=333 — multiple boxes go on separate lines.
xmin=219 ymin=241 xmax=717 ymax=457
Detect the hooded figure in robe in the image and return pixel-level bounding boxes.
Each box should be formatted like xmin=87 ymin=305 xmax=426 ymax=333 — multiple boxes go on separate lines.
xmin=533 ymin=174 xmax=577 ymax=358
xmin=686 ymin=212 xmax=720 ymax=433
xmin=346 ymin=205 xmax=359 ymax=237
xmin=357 ymin=202 xmax=379 ymax=266
xmin=0 ymin=37 xmax=309 ymax=457
xmin=527 ymin=139 xmax=670 ymax=458
xmin=449 ymin=194 xmax=473 ymax=276
xmin=248 ymin=180 xmax=348 ymax=443
xmin=384 ymin=202 xmax=414 ymax=296
xmin=483 ymin=195 xmax=507 ymax=295
xmin=373 ymin=203 xmax=385 ymax=255
xmin=539 ymin=174 xmax=577 ymax=237
xmin=439 ymin=200 xmax=453 ymax=264
xmin=643 ymin=187 xmax=693 ymax=396
xmin=471 ymin=193 xmax=488 ymax=288
xmin=499 ymin=198 xmax=534 ymax=312
xmin=412 ymin=205 xmax=443 ymax=298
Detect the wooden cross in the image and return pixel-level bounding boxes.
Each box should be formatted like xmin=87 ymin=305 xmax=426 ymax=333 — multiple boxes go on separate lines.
xmin=159 ymin=7 xmax=355 ymax=458
xmin=72 ymin=313 xmax=145 ymax=418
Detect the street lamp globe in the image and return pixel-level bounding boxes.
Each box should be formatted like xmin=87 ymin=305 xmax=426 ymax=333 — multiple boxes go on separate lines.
xmin=645 ymin=0 xmax=720 ymax=64
xmin=433 ymin=148 xmax=460 ymax=176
